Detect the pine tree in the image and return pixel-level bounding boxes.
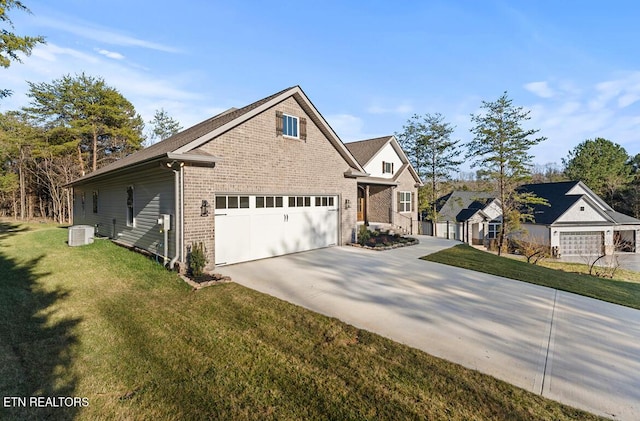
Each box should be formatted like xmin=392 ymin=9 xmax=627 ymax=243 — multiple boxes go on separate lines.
xmin=467 ymin=92 xmax=547 ymax=255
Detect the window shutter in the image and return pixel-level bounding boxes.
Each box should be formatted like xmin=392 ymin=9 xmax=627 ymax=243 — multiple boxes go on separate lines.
xmin=411 ymin=192 xmax=415 ymax=212
xmin=276 ymin=111 xmax=283 ymax=136
xmin=300 ymin=117 xmax=307 ymax=140
xmin=382 ymin=161 xmax=386 ymax=173
xmin=392 ymin=162 xmax=394 ymax=174
xmin=397 ymin=192 xmax=401 ymax=212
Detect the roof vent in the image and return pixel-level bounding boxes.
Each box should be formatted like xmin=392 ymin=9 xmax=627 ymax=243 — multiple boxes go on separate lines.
xmin=68 ymin=225 xmax=95 ymax=246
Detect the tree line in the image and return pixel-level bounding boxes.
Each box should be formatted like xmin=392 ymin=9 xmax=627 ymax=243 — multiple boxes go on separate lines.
xmin=0 ymin=74 xmax=182 ymax=222
xmin=396 ymin=93 xmax=640 ymax=255
xmin=0 ymin=2 xmax=182 ymax=222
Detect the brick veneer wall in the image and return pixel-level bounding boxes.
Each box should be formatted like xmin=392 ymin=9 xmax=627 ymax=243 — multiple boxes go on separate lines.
xmin=394 ymin=168 xmax=420 ymax=234
xmin=368 ymin=185 xmax=392 ymax=223
xmin=183 ymin=96 xmax=358 ymax=268
xmin=182 ymin=166 xmax=216 ymax=271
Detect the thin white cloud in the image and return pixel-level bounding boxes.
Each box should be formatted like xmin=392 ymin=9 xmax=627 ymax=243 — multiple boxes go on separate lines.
xmin=367 ymin=102 xmax=413 ymax=115
xmin=524 ymin=81 xmax=555 ymax=98
xmin=31 ymin=43 xmax=99 ymax=64
xmin=95 ymin=48 xmax=125 ymax=60
xmin=326 ymin=113 xmax=370 ymax=142
xmin=33 ymin=15 xmax=180 ymax=53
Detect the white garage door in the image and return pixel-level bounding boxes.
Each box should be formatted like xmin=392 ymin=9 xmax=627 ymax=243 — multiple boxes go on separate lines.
xmin=559 ymin=231 xmax=603 ymax=256
xmin=214 ymin=194 xmax=339 ymax=265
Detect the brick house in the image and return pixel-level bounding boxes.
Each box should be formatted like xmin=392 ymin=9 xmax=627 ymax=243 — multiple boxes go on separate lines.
xmin=69 ymin=86 xmax=419 ymax=269
xmin=345 ymin=136 xmax=422 ymax=234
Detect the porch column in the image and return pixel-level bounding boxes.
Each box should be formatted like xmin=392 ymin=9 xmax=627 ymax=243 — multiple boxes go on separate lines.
xmin=604 ymin=229 xmax=614 ymax=255
xmin=365 ymin=185 xmax=370 ymax=225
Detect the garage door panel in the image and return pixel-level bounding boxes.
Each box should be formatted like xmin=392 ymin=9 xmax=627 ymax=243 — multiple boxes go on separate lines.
xmin=214 ymin=214 xmax=253 ymax=265
xmin=560 ymin=231 xmax=603 ymax=256
xmin=251 ymin=213 xmax=286 ymax=260
xmin=215 ymin=195 xmax=338 ymax=265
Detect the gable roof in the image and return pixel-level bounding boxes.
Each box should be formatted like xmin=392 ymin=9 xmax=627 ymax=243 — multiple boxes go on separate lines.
xmin=70 ymin=86 xmax=365 ymax=186
xmin=345 ymin=135 xmax=423 ymax=185
xmin=455 ymin=207 xmax=488 ymax=222
xmin=345 ymin=136 xmax=393 ymax=166
xmin=518 ymin=181 xmax=640 ymax=225
xmin=436 ymin=191 xmax=497 ymax=222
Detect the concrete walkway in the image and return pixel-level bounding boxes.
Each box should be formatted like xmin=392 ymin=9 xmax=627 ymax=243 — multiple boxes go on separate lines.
xmin=219 ymin=235 xmax=640 ymax=420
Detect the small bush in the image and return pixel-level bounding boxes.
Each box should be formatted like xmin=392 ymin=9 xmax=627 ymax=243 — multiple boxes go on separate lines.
xmin=188 ymin=242 xmax=208 ymax=277
xmin=358 ymin=225 xmax=370 ymax=246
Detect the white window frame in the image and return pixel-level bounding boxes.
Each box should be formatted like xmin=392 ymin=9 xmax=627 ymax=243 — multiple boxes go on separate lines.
xmin=399 ymin=191 xmax=411 ymax=213
xmin=487 ymin=222 xmax=501 ymax=239
xmin=282 ymin=114 xmax=299 ymax=138
xmin=383 ymin=161 xmax=394 ymax=174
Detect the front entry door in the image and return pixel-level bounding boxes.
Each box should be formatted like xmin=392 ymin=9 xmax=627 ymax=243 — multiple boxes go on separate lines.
xmin=357 ymin=187 xmax=365 ymax=222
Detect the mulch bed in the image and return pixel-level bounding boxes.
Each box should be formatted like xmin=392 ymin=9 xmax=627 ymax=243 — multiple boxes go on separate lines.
xmin=179 ymin=272 xmax=232 ymax=290
xmin=352 ymin=233 xmax=419 ymax=251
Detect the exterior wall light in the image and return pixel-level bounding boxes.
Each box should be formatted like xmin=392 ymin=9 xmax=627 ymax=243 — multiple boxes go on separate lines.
xmin=201 ymin=200 xmax=210 ymax=217
xmin=345 ymin=198 xmax=351 ymax=209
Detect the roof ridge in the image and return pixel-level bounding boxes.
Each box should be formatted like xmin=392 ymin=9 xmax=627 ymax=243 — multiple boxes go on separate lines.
xmin=346 ymin=135 xmax=393 ymax=145
xmin=70 ymin=86 xmax=299 ymax=184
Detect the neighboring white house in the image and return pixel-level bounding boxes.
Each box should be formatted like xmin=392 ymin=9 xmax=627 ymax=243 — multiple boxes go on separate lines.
xmin=518 ymin=181 xmax=640 ymax=256
xmin=428 ymin=191 xmax=502 ymax=244
xmin=428 ymin=182 xmax=640 ymax=256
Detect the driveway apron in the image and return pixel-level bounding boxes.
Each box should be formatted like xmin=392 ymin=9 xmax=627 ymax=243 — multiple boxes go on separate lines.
xmin=219 ymin=235 xmax=640 ymax=420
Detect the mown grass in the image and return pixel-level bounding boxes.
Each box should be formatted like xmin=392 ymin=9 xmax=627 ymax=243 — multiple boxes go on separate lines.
xmin=0 ymin=222 xmax=605 ymax=420
xmin=423 ymin=244 xmax=640 ymax=310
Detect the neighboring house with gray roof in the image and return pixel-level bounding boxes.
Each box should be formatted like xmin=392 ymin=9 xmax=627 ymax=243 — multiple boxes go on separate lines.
xmin=518 ymin=181 xmax=640 ymax=256
xmin=429 ymin=181 xmax=640 ymax=256
xmin=344 ymin=136 xmax=423 ymax=234
xmin=430 ymin=190 xmax=502 ymax=244
xmin=69 ymin=86 xmax=370 ymax=269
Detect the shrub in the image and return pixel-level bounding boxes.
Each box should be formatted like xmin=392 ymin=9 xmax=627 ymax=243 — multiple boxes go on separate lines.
xmin=188 ymin=242 xmax=208 ymax=277
xmin=357 ymin=225 xmax=370 ymax=246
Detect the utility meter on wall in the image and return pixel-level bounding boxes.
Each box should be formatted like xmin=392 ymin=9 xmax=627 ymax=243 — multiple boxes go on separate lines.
xmin=158 ymin=214 xmax=171 ymax=231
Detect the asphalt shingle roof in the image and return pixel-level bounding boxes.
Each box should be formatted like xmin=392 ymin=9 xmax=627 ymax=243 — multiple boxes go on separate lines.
xmin=70 ymin=86 xmax=296 ymax=185
xmin=436 ymin=191 xmax=497 ymax=222
xmin=344 ymin=136 xmax=392 ymax=166
xmin=518 ymin=181 xmax=583 ymax=225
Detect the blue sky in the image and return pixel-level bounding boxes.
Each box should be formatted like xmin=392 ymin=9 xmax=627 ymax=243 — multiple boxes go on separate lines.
xmin=3 ymin=0 xmax=640 ymax=172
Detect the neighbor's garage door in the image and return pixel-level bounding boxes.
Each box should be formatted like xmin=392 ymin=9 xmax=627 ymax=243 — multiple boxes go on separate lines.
xmin=559 ymin=231 xmax=603 ymax=256
xmin=214 ymin=194 xmax=338 ymax=265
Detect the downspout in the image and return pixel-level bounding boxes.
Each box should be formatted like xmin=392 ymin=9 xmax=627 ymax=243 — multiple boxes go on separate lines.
xmin=180 ymin=165 xmax=184 ymax=263
xmin=169 ymin=167 xmax=181 ymax=269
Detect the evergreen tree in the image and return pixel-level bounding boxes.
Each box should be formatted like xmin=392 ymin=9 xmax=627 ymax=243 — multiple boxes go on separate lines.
xmin=562 ymin=137 xmax=632 ymax=207
xmin=147 ymin=108 xmax=182 ymax=145
xmin=23 ymin=73 xmax=145 ymax=173
xmin=396 ymin=113 xmax=462 ymax=235
xmin=0 ymin=0 xmax=45 ymax=98
xmin=467 ymin=92 xmax=547 ymax=255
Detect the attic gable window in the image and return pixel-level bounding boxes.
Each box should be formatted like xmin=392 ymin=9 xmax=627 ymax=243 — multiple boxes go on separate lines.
xmin=276 ymin=111 xmax=307 ymax=140
xmin=382 ymin=161 xmax=394 ymax=174
xmin=283 ymin=114 xmax=298 ymax=138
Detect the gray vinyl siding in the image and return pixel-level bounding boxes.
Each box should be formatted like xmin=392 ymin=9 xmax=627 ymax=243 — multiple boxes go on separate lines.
xmin=72 ymin=166 xmax=176 ymax=259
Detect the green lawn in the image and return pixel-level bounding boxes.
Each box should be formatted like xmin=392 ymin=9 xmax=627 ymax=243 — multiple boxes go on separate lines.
xmin=423 ymin=244 xmax=640 ymax=310
xmin=0 ymin=222 xmax=604 ymax=420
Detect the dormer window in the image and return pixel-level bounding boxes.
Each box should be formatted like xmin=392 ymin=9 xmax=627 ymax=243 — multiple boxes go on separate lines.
xmin=382 ymin=161 xmax=394 ymax=174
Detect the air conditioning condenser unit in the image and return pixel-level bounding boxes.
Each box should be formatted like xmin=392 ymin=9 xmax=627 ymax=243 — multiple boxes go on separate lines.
xmin=68 ymin=225 xmax=95 ymax=246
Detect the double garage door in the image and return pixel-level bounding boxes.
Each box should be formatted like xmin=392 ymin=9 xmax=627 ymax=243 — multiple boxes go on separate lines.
xmin=215 ymin=194 xmax=339 ymax=265
xmin=559 ymin=231 xmax=603 ymax=256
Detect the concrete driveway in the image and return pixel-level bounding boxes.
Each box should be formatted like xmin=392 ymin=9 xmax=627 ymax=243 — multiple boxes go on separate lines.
xmin=219 ymin=235 xmax=640 ymax=420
